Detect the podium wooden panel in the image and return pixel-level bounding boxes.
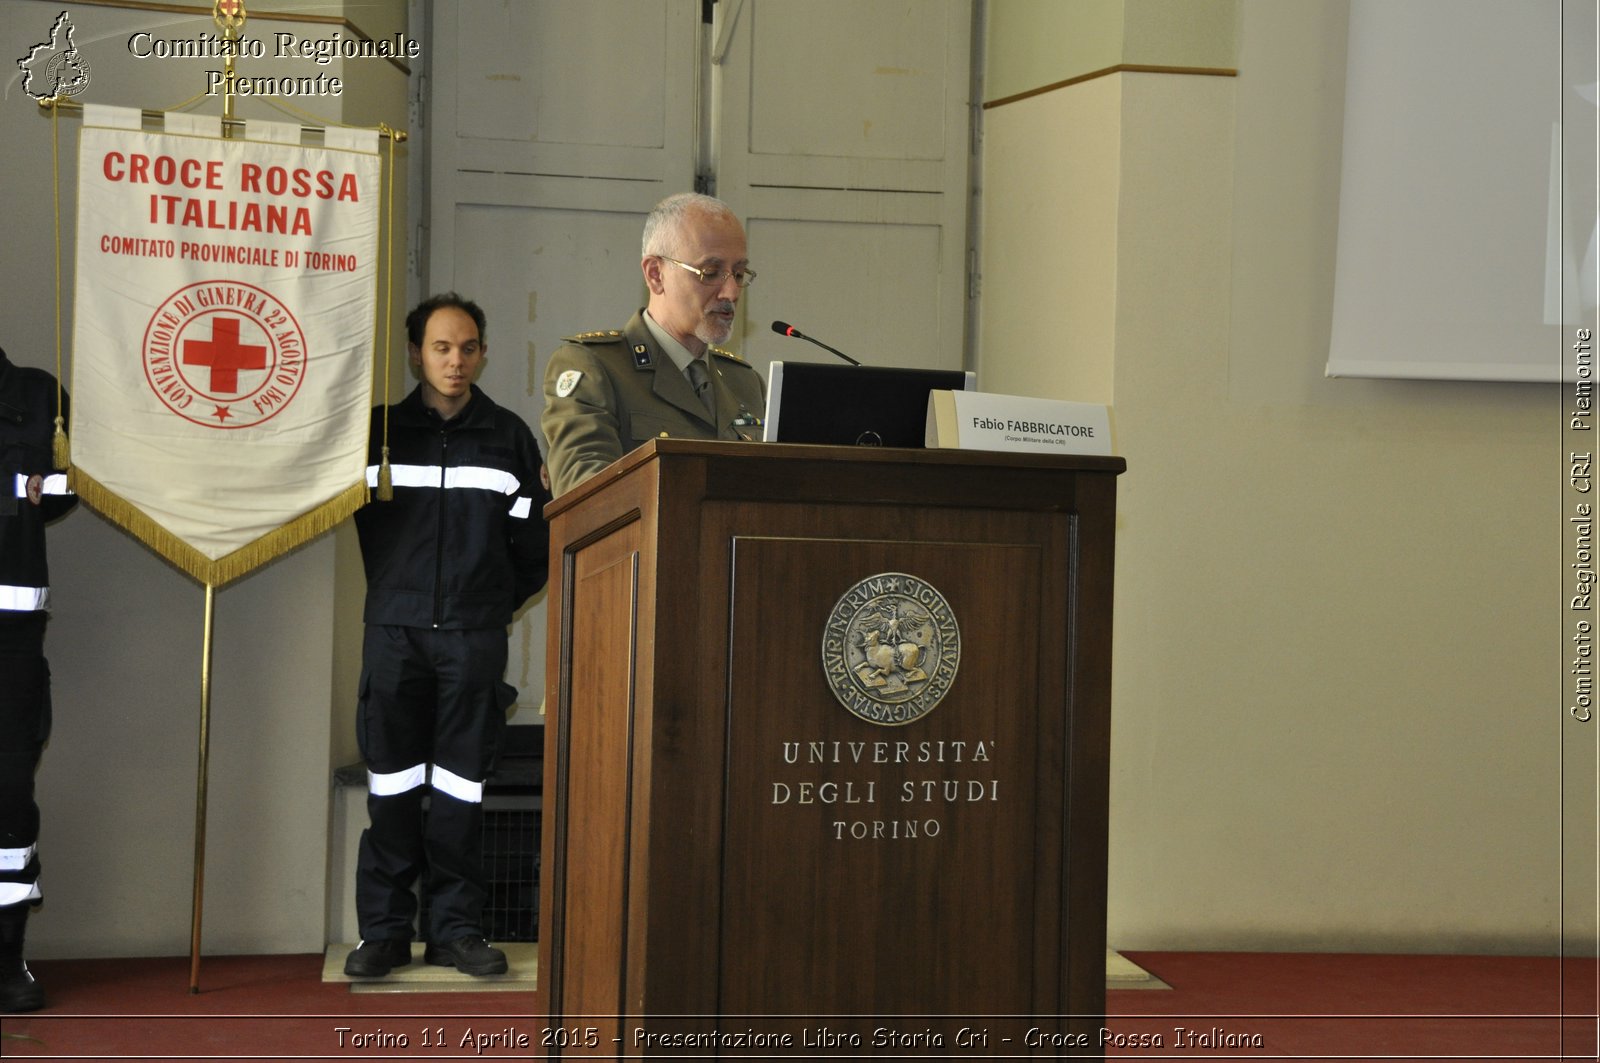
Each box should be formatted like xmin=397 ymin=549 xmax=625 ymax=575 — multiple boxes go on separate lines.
xmin=538 ymin=440 xmax=1124 ymax=1056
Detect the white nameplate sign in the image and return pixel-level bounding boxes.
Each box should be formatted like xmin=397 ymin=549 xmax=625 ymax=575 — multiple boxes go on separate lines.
xmin=925 ymin=390 xmax=1113 ymax=456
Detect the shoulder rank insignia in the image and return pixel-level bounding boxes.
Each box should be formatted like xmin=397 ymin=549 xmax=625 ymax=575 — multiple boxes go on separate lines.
xmin=708 ymin=346 xmax=748 ymax=365
xmin=565 ymin=329 xmax=623 ymax=344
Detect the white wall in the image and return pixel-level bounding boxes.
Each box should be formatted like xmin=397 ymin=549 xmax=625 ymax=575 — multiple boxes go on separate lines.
xmin=981 ymin=0 xmax=1587 ymax=954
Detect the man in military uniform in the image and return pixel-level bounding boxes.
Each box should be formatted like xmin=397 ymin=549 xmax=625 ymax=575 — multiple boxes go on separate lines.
xmin=541 ymin=192 xmax=766 ymax=497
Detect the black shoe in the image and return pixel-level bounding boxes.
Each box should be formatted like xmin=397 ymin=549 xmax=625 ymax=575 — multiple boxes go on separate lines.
xmin=424 ymin=935 xmax=507 ymax=976
xmin=343 ymin=938 xmax=412 ymax=978
xmin=0 ymin=962 xmax=45 ymax=1013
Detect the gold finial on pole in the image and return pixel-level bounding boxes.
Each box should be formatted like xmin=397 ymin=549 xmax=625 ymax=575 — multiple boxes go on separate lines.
xmin=213 ymin=1 xmax=246 ymax=137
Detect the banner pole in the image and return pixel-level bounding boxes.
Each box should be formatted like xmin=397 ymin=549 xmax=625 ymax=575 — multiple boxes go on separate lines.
xmin=188 ymin=582 xmax=217 ymax=994
xmin=187 ymin=0 xmax=239 ymax=994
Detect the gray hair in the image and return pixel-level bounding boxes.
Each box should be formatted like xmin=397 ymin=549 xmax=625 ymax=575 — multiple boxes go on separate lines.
xmin=641 ymin=192 xmax=738 ymax=259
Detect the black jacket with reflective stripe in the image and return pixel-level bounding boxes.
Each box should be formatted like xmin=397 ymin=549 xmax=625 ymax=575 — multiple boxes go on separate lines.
xmin=0 ymin=347 xmax=77 ymax=617
xmin=354 ymin=384 xmax=550 ymax=629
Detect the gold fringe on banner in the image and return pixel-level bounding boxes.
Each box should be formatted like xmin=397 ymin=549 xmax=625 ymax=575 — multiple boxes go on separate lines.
xmin=68 ymin=469 xmax=368 ymax=587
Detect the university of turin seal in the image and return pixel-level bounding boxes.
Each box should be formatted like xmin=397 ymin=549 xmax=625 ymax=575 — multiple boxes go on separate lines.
xmin=821 ymin=572 xmax=961 ymax=726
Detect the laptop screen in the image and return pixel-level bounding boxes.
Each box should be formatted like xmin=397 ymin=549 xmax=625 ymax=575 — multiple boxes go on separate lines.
xmin=761 ymin=361 xmax=975 ymax=448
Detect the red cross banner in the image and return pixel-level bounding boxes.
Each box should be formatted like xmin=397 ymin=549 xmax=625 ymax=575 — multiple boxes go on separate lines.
xmin=68 ymin=110 xmax=381 ymax=584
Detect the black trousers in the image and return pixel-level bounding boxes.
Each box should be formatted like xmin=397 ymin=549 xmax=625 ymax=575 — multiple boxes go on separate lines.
xmin=354 ymin=624 xmax=509 ymax=943
xmin=0 ymin=614 xmax=49 ymax=914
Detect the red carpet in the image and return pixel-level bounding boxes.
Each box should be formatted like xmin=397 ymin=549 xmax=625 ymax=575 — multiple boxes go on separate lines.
xmin=1108 ymin=952 xmax=1598 ymax=1062
xmin=0 ymin=953 xmax=533 ymax=1060
xmin=1 ymin=950 xmax=1596 ymax=1059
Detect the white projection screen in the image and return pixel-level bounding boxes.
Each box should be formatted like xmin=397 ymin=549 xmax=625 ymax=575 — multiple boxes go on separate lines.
xmin=1327 ymin=0 xmax=1596 ymax=382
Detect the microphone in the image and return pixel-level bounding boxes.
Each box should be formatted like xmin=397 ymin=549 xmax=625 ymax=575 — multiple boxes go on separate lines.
xmin=771 ymin=320 xmax=861 ymax=366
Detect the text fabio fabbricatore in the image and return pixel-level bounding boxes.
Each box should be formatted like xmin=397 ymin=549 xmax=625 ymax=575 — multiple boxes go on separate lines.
xmin=127 ymin=30 xmax=420 ymax=97
xmin=970 ymin=416 xmax=1096 ymax=438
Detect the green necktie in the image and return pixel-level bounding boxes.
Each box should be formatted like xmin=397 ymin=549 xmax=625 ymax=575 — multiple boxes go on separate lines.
xmin=687 ymin=358 xmax=714 ymax=416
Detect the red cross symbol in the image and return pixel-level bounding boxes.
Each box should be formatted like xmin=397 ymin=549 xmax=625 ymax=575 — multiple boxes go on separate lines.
xmin=183 ymin=316 xmax=267 ymax=394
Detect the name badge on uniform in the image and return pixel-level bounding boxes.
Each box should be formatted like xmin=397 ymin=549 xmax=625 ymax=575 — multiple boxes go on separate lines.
xmin=555 ymin=369 xmax=583 ymax=398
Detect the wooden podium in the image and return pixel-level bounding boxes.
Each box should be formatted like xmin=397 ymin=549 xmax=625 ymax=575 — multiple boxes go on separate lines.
xmin=538 ymin=439 xmax=1124 ymax=1056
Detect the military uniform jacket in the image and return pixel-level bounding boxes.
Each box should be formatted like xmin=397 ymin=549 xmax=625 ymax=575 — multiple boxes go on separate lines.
xmin=355 ymin=384 xmax=550 ymax=630
xmin=0 ymin=347 xmax=76 ymax=616
xmin=541 ymin=309 xmax=766 ymax=497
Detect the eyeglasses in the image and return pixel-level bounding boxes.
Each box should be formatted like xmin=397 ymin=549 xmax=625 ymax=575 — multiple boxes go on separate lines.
xmin=659 ymin=256 xmax=757 ymax=289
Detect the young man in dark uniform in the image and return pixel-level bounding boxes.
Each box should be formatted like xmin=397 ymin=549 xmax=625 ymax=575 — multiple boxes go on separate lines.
xmin=0 ymin=346 xmax=76 ymax=1012
xmin=344 ymin=294 xmax=549 ymax=978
